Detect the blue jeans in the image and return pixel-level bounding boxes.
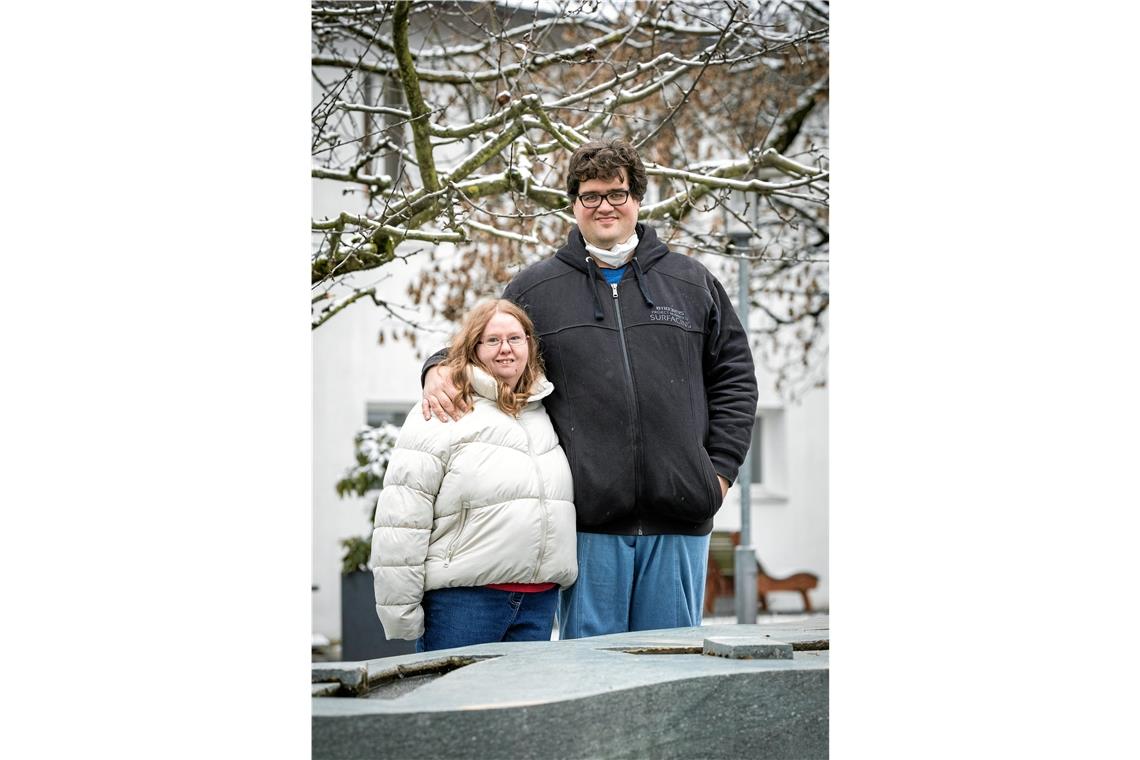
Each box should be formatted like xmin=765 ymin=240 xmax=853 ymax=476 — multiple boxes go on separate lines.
xmin=416 ymin=586 xmax=559 ymax=652
xmin=558 ymin=532 xmax=710 ymax=640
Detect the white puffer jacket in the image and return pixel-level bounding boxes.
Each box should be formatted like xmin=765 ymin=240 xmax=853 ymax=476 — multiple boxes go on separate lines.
xmin=370 ymin=366 xmax=577 ymax=640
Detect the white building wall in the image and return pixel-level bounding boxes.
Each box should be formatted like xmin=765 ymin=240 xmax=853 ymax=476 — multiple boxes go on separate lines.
xmin=311 ymin=233 xmax=428 ymax=642
xmin=713 ymin=388 xmax=829 ymax=611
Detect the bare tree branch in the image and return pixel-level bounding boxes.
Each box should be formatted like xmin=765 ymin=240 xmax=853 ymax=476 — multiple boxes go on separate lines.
xmin=393 ymin=0 xmax=440 ymax=193
xmin=312 ymin=0 xmax=830 ymax=394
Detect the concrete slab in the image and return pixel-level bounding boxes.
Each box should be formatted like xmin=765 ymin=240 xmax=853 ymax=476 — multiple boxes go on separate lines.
xmin=703 ymin=636 xmax=794 ymax=659
xmin=313 ymin=616 xmax=829 ymax=759
xmin=312 ymin=682 xmax=341 ymax=697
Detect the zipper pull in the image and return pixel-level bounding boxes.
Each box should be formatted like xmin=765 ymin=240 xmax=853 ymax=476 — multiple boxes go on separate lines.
xmin=611 ymin=283 xmax=619 ymax=299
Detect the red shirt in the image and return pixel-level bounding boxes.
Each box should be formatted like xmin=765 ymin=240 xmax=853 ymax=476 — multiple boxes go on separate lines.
xmin=485 ymin=582 xmax=557 ymax=593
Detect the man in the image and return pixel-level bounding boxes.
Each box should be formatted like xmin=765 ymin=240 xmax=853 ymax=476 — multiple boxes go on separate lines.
xmin=421 ymin=138 xmax=758 ymax=638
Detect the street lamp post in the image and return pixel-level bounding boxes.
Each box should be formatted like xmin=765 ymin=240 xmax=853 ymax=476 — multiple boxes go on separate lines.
xmin=728 ymin=229 xmax=757 ymax=625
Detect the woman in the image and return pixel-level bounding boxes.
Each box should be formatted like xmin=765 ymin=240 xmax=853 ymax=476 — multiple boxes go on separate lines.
xmin=370 ymin=299 xmax=577 ymax=651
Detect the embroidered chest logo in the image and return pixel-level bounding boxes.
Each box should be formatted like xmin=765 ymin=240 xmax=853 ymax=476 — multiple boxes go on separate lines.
xmin=648 ymin=305 xmax=691 ymax=328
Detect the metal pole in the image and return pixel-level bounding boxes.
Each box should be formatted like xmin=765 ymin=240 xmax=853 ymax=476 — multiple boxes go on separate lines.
xmin=729 ymin=230 xmax=757 ymax=624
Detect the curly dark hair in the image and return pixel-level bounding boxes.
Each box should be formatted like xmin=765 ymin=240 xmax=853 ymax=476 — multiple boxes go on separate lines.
xmin=566 ymin=139 xmax=648 ymax=202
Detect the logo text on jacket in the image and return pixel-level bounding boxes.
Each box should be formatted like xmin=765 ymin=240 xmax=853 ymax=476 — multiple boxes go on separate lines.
xmin=649 ymin=306 xmax=692 ymax=328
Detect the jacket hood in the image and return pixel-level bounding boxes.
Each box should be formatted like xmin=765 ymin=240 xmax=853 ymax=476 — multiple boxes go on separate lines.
xmin=554 ymin=222 xmax=665 ymax=320
xmin=469 ymin=365 xmax=554 ymax=403
xmin=554 ymin=223 xmax=670 ymax=274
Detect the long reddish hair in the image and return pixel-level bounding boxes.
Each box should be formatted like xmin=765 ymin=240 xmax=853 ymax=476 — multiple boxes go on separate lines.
xmin=442 ymin=299 xmax=544 ymax=416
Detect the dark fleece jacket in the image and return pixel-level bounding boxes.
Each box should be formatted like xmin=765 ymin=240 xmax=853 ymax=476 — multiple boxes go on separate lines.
xmin=428 ymin=223 xmax=758 ymax=536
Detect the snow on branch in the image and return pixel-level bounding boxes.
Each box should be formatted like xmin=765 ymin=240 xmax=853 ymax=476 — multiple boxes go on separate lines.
xmin=312 ymin=0 xmax=830 ymax=394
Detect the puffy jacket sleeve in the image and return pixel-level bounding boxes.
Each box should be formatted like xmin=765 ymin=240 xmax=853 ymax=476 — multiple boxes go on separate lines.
xmin=369 ymin=412 xmax=448 ymax=640
xmin=703 ymin=274 xmax=759 ymax=483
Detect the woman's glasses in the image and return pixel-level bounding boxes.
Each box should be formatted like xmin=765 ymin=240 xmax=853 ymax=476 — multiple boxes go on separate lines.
xmin=478 ymin=335 xmax=527 ymax=348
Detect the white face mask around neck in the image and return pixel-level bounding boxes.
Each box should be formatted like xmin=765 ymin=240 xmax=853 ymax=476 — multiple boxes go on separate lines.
xmin=585 ymin=231 xmax=639 ymax=268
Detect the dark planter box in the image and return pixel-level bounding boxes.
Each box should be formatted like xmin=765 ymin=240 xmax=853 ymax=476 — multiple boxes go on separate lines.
xmin=339 ymin=570 xmax=416 ymax=661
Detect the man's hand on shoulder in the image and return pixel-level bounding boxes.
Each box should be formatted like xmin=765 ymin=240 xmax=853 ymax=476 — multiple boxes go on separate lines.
xmin=422 ymin=364 xmax=469 ymax=422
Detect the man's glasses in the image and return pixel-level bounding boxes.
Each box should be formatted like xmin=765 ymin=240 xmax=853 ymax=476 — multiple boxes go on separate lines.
xmin=576 ymin=189 xmax=631 ymax=208
xmin=478 ymin=335 xmax=527 ymax=348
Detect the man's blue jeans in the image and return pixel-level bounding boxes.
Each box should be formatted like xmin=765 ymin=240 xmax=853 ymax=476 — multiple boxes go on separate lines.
xmin=416 ymin=586 xmax=559 ymax=652
xmin=558 ymin=532 xmax=710 ymax=640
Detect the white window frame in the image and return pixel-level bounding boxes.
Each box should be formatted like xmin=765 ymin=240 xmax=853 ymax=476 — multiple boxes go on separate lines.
xmin=366 ymin=400 xmax=416 ymax=429
xmin=748 ymin=407 xmax=788 ymax=504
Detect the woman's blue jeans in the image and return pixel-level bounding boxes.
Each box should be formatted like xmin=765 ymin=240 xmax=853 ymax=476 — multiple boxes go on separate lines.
xmin=416 ymin=585 xmax=559 ymax=652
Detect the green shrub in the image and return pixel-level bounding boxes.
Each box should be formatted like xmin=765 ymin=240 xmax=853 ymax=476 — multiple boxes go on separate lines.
xmin=335 ymin=423 xmax=399 ymax=574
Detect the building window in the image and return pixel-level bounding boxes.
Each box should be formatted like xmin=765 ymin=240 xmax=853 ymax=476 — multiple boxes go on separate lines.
xmin=748 ymin=409 xmax=787 ymax=501
xmin=366 ymin=401 xmax=415 ymax=429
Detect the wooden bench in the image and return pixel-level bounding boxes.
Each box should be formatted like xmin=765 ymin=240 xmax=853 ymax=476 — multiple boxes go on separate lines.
xmin=704 ymin=530 xmax=819 ymax=614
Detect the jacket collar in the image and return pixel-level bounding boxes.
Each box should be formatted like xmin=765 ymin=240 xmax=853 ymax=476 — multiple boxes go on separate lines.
xmin=469 ymin=365 xmax=554 ymax=403
xmin=554 ymin=222 xmax=669 ymax=275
